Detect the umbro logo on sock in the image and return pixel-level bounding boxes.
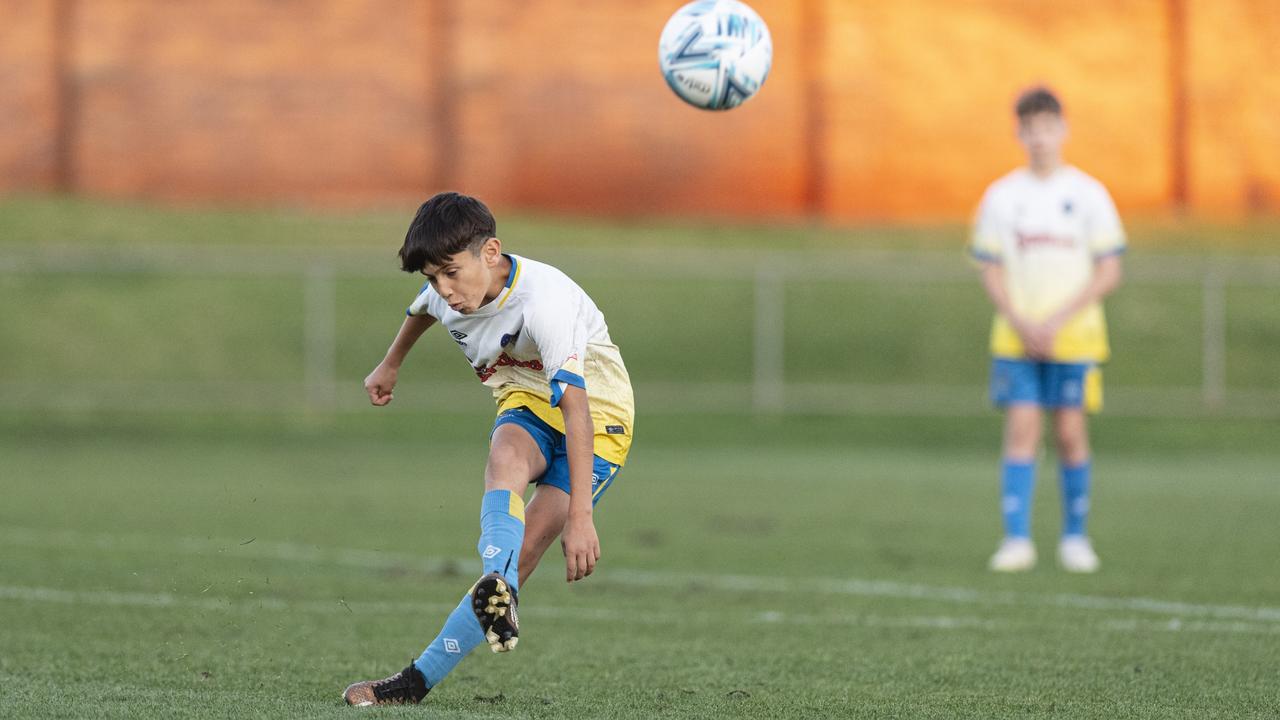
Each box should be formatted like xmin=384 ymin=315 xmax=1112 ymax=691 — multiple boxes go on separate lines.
xmin=482 ymin=545 xmax=501 ymax=559
xmin=444 ymin=638 xmax=461 ymax=654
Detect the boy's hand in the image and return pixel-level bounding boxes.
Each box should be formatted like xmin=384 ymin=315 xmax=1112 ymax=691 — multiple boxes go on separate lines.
xmin=561 ymin=513 xmax=601 ymax=582
xmin=1024 ymin=315 xmax=1067 ymax=359
xmin=1012 ymin=316 xmax=1052 ymax=359
xmin=364 ymin=362 xmax=398 ymax=406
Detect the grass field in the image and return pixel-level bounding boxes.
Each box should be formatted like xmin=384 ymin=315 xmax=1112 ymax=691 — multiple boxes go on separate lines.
xmin=2 ymin=197 xmax=1279 ymax=718
xmin=3 ymin=411 xmax=1280 ymax=719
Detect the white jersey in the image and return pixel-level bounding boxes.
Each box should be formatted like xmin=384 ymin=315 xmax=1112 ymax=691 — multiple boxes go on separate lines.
xmin=407 ymin=254 xmax=634 ymax=465
xmin=970 ymin=165 xmax=1126 ymax=362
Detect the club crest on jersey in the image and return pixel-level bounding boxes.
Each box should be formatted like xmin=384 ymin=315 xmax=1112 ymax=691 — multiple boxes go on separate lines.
xmin=500 ymin=330 xmax=521 ymax=348
xmin=1062 ymin=199 xmax=1074 ymax=215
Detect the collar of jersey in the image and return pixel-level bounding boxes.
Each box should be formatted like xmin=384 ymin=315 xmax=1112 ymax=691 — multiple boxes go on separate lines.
xmin=465 ymin=254 xmax=521 ymax=317
xmin=1021 ymin=164 xmax=1073 ymax=185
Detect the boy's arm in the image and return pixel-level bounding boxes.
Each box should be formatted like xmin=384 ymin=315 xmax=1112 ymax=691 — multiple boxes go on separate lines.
xmin=557 ymin=384 xmax=601 ymax=583
xmin=979 ymin=261 xmax=1047 ymax=358
xmin=1034 ymin=254 xmax=1124 ymax=347
xmin=364 ymin=313 xmax=436 ymax=406
xmin=1031 ymin=182 xmax=1127 ymax=348
xmin=1047 ymin=254 xmax=1124 ymax=327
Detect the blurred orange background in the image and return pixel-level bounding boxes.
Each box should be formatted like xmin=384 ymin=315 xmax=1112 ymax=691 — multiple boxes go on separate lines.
xmin=1 ymin=0 xmax=1276 ymax=221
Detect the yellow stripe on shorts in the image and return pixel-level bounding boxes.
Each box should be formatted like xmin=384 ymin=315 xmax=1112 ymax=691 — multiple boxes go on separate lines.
xmin=1085 ymin=367 xmax=1104 ymax=414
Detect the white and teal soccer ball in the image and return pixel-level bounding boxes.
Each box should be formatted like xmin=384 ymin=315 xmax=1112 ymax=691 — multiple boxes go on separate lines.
xmin=658 ymin=0 xmax=773 ymax=111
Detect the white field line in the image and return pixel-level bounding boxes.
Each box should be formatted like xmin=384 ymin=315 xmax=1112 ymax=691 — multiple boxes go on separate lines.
xmin=601 ymin=570 xmax=1280 ymax=624
xmin=0 ymin=583 xmax=1003 ymax=633
xmin=5 ymin=584 xmax=1280 ymax=639
xmin=5 ymin=526 xmax=1280 ymax=626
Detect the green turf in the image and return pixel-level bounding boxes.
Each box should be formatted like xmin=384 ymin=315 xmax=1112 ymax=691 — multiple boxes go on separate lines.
xmin=2 ymin=410 xmax=1279 ymax=719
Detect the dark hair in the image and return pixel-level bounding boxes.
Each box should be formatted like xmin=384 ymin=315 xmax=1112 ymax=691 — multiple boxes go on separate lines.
xmin=1015 ymin=86 xmax=1063 ymax=120
xmin=398 ymin=192 xmax=497 ymax=272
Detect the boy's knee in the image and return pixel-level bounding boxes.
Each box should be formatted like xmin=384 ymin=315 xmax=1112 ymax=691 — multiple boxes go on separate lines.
xmin=1003 ymin=409 xmax=1042 ymax=458
xmin=488 ymin=442 xmax=527 ymax=470
xmin=486 ymin=441 xmax=544 ymax=491
xmin=1057 ymin=438 xmax=1090 ymax=464
xmin=1054 ymin=423 xmax=1090 ymax=462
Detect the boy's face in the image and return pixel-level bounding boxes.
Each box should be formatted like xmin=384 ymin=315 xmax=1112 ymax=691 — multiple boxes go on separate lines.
xmin=1016 ymin=111 xmax=1067 ymax=167
xmin=420 ymin=237 xmax=505 ymax=314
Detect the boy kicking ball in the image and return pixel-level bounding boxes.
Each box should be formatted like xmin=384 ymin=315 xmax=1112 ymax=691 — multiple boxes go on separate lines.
xmin=970 ymin=87 xmax=1125 ymax=574
xmin=343 ymin=192 xmax=634 ymax=705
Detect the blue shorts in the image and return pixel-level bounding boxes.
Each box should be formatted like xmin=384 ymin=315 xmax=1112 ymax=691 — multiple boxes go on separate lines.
xmin=492 ymin=407 xmax=622 ymax=506
xmin=990 ymin=358 xmax=1100 ymax=410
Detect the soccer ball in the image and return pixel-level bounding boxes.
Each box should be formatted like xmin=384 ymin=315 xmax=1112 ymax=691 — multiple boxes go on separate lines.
xmin=658 ymin=0 xmax=773 ymax=111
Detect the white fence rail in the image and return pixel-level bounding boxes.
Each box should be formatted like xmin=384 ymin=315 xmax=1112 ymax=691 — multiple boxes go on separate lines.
xmin=3 ymin=245 xmax=1279 ymax=418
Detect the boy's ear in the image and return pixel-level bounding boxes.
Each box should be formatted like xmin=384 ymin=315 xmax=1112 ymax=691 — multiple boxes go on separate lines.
xmin=482 ymin=237 xmax=503 ymax=265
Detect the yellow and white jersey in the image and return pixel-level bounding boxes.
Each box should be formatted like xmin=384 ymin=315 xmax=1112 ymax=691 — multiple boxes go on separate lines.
xmin=408 ymin=254 xmax=634 ymax=466
xmin=970 ymin=166 xmax=1126 ymax=362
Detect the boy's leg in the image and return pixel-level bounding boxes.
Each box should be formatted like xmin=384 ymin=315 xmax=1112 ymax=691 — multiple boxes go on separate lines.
xmin=480 ymin=423 xmax=550 ymax=587
xmin=1000 ymin=404 xmax=1043 ymax=538
xmin=411 ymin=424 xmax=546 ymax=688
xmin=517 ymin=455 xmax=623 ymax=586
xmin=1054 ymin=408 xmax=1093 ymax=536
xmin=1053 ymin=406 xmax=1099 ymax=570
xmin=1046 ymin=357 xmax=1101 ymax=570
xmin=987 ymin=359 xmax=1042 ymax=571
xmin=518 ymin=484 xmax=570 ymax=587
xmin=988 ymin=404 xmax=1042 ymax=571
xmin=1052 ymin=406 xmax=1091 ymax=466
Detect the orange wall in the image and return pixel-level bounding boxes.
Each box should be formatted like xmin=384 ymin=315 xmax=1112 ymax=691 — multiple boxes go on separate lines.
xmin=824 ymin=0 xmax=1173 ymax=220
xmin=69 ymin=0 xmax=440 ymax=204
xmin=1187 ymin=1 xmax=1280 ymax=216
xmin=2 ymin=0 xmax=1277 ymax=220
xmin=0 ymin=0 xmax=60 ymax=190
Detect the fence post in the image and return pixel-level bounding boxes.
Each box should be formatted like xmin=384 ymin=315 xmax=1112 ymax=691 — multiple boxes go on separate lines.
xmin=753 ymin=262 xmax=785 ymax=413
xmin=305 ymin=264 xmax=337 ymax=410
xmin=1201 ymin=267 xmax=1226 ymax=409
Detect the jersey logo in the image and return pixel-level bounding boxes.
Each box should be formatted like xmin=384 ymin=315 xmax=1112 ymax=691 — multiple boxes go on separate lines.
xmin=474 ymin=353 xmax=544 ymax=382
xmin=450 ymin=329 xmax=468 ymax=346
xmin=1016 ymin=232 xmax=1075 ymax=251
xmin=500 ymin=330 xmax=521 ymax=348
xmin=605 ymin=425 xmax=626 ymax=435
xmin=1062 ymin=199 xmax=1074 ymax=215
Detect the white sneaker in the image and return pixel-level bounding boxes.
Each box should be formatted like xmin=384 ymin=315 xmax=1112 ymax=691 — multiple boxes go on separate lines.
xmin=1058 ymin=535 xmax=1100 ymax=573
xmin=988 ymin=537 xmax=1036 ymax=572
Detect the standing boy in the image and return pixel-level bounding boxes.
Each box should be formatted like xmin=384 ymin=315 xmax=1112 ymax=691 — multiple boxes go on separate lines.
xmin=343 ymin=192 xmax=634 ymax=705
xmin=970 ymin=87 xmax=1125 ymax=573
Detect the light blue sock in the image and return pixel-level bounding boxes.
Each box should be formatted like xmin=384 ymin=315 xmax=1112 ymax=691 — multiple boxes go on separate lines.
xmin=477 ymin=489 xmax=525 ymax=591
xmin=412 ymin=489 xmax=526 ymax=688
xmin=1000 ymin=460 xmax=1036 ymax=539
xmin=1060 ymin=461 xmax=1092 ymax=537
xmin=414 ymin=595 xmax=486 ymax=687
